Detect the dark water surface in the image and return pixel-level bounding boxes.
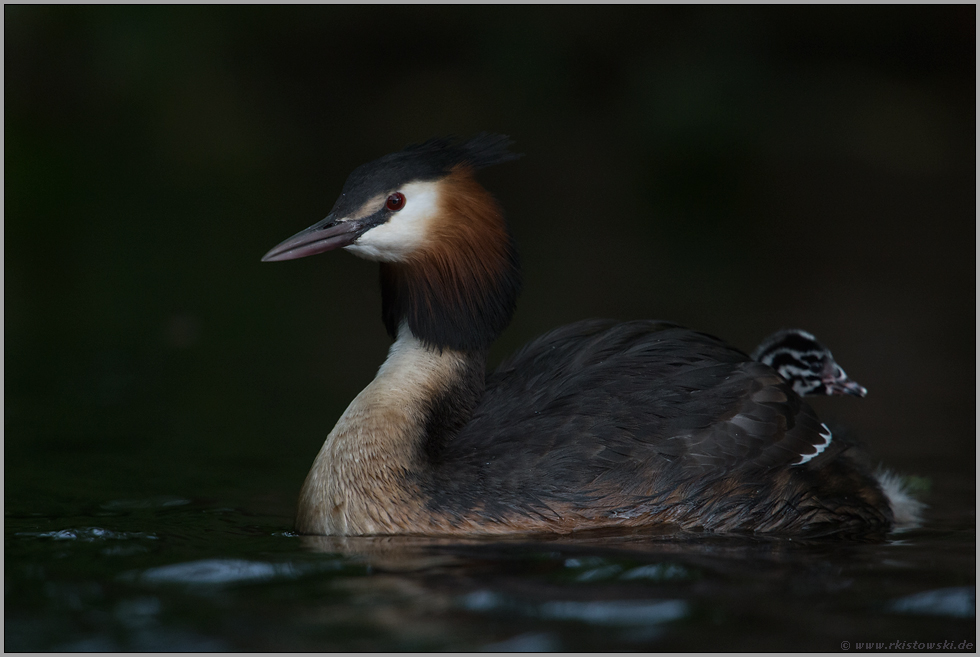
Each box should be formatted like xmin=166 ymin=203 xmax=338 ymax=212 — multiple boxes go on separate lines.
xmin=6 ymin=471 xmax=974 ymax=651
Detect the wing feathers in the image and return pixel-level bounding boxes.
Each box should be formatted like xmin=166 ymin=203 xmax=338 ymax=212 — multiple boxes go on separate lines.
xmin=430 ymin=319 xmax=845 ymax=513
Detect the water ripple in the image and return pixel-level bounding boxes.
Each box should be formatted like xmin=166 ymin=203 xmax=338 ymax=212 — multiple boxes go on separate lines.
xmin=539 ymin=599 xmax=689 ymax=625
xmin=461 ymin=589 xmax=690 ymax=626
xmin=482 ymin=631 xmax=560 ymax=652
xmin=130 ymin=558 xmax=343 ymax=586
xmin=887 ymin=587 xmax=976 ymax=618
xmin=100 ymin=496 xmax=191 ymax=510
xmin=16 ymin=527 xmax=158 ymax=542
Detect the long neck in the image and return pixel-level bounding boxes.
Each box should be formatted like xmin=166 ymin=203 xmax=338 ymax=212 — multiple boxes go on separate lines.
xmin=296 ymin=324 xmax=485 ymax=535
xmin=379 ymin=168 xmax=522 ymax=352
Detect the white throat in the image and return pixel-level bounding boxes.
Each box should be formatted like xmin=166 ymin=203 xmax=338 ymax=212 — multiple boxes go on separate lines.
xmin=343 ymin=180 xmax=443 ymax=262
xmin=295 ymin=324 xmax=467 ymax=535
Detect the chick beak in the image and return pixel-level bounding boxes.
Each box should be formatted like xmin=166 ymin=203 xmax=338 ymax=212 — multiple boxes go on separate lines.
xmin=821 ymin=360 xmax=868 ymax=397
xmin=829 ymin=378 xmax=868 ymax=397
xmin=261 ymin=215 xmax=362 ymax=262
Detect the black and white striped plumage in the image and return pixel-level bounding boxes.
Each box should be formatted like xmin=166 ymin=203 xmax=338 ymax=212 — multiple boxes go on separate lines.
xmin=753 ymin=329 xmax=868 ymax=398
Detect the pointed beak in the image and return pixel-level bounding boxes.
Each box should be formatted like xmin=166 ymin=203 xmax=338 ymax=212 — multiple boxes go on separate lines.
xmin=822 ymin=365 xmax=868 ymax=397
xmin=825 ymin=377 xmax=868 ymax=397
xmin=261 ymin=215 xmax=363 ymax=262
xmin=819 ymin=358 xmax=868 ymax=397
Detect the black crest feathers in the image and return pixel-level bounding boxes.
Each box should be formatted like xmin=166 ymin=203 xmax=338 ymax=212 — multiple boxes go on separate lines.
xmin=329 ymin=134 xmax=522 ymax=220
xmin=397 ymin=133 xmax=522 ymax=173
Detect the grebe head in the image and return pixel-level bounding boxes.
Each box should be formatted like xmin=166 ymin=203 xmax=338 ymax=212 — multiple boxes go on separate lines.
xmin=261 ymin=134 xmax=523 ymax=352
xmin=752 ymin=329 xmax=868 ymax=398
xmin=261 ymin=134 xmax=521 ymax=264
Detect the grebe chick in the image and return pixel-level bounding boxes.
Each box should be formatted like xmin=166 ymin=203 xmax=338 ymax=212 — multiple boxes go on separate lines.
xmin=262 ymin=135 xmax=914 ymax=537
xmin=753 ymin=329 xmax=868 ymax=398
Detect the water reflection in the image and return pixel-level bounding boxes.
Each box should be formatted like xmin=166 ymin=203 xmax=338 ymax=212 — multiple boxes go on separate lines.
xmin=289 ymin=530 xmax=907 ymax=646
xmin=481 ymin=630 xmax=559 ymax=652
xmin=462 ymin=590 xmax=690 ymax=625
xmin=16 ymin=527 xmax=158 ymax=542
xmin=136 ymin=558 xmax=309 ymax=585
xmin=887 ymin=587 xmax=975 ymax=619
xmin=128 ymin=556 xmax=350 ymax=588
xmin=6 ymin=496 xmax=973 ymax=651
xmin=297 ymin=527 xmax=886 ymax=576
xmin=100 ymin=496 xmax=191 ymax=511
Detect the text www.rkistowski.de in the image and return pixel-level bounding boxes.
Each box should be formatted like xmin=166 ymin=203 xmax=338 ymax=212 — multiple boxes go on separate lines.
xmin=840 ymin=640 xmax=974 ymax=651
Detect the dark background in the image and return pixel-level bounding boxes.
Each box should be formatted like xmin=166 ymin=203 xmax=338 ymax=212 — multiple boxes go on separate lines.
xmin=5 ymin=6 xmax=975 ymax=518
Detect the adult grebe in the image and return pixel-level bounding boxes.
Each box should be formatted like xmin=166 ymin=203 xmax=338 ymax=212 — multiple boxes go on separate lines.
xmin=262 ymin=135 xmax=916 ymax=537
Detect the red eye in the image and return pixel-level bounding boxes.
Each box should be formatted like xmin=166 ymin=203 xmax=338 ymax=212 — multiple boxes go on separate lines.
xmin=385 ymin=192 xmax=405 ymax=211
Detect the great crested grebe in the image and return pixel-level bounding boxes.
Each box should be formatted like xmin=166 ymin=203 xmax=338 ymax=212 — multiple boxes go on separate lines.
xmin=262 ymin=135 xmax=917 ymax=537
xmin=752 ymin=329 xmax=868 ymax=398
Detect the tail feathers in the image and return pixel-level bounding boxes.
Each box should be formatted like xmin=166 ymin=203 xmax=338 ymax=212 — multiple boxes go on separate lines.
xmin=876 ymin=468 xmax=927 ymax=530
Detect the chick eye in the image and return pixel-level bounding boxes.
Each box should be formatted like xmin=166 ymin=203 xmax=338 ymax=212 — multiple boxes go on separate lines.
xmin=385 ymin=192 xmax=405 ymax=211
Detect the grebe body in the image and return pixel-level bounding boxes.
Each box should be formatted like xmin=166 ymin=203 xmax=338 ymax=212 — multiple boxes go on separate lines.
xmin=262 ymin=135 xmax=913 ymax=537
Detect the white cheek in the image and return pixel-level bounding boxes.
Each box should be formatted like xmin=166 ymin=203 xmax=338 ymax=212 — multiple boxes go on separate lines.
xmin=343 ymin=182 xmax=441 ymax=262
